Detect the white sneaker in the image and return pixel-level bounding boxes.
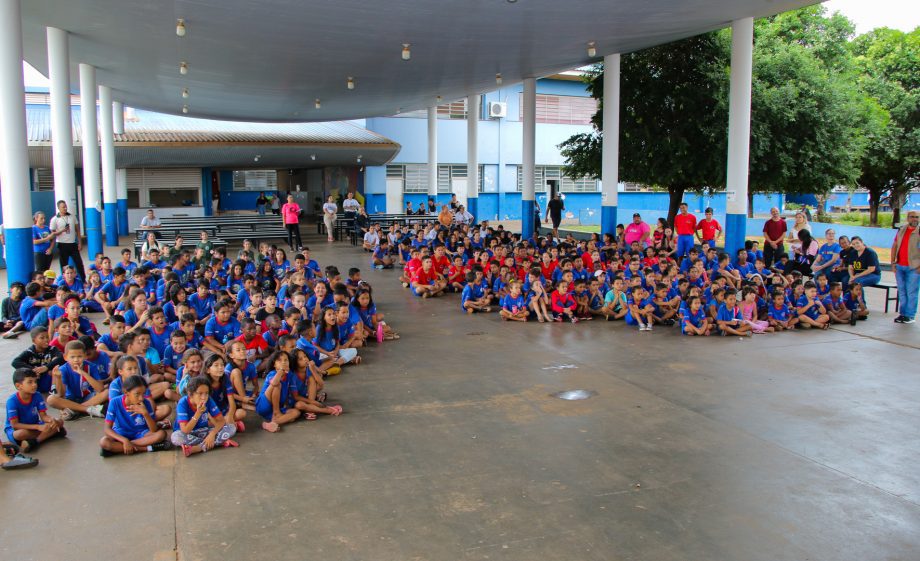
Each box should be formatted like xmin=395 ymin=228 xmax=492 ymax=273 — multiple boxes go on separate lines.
xmin=646 ymin=324 xmax=654 ymax=332
xmin=86 ymin=404 xmax=104 ymax=418
xmin=638 ymin=323 xmax=648 ymax=331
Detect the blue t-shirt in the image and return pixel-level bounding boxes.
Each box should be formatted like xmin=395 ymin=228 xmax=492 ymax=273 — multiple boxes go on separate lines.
xmin=296 ymin=336 xmax=322 ymax=366
xmin=816 ymin=243 xmax=841 ymax=271
xmin=176 ymin=395 xmax=222 ymax=431
xmin=148 ymin=325 xmax=174 ymax=357
xmin=501 ymin=294 xmax=527 ymax=314
xmin=822 ymin=294 xmax=845 ymax=312
xmin=796 ymin=295 xmax=822 ymax=319
xmin=204 ymin=317 xmax=241 ymax=345
xmin=843 ymin=292 xmax=865 ymax=312
xmin=58 ymin=361 xmax=98 ymax=402
xmin=461 ymin=283 xmax=484 ymax=308
xmin=19 ymin=297 xmax=45 ymax=329
xmin=208 ymin=376 xmax=236 ymax=415
xmin=5 ymin=392 xmax=46 ymax=435
xmin=255 ymin=370 xmax=292 ymax=415
xmin=716 ymin=304 xmax=742 ymax=324
xmin=162 ymin=344 xmax=186 ymax=371
xmin=99 ymin=280 xmax=128 ymax=303
xmin=105 ymin=395 xmax=154 ymax=440
xmin=32 ymin=225 xmax=52 ymax=253
xmin=188 ymin=293 xmax=216 ymax=320
xmin=97 ymin=333 xmax=120 ymax=353
xmin=305 ymin=294 xmax=334 ymax=320
xmin=767 ymin=303 xmax=791 ymax=322
xmin=272 ymin=260 xmax=291 ymax=279
xmin=681 ymin=308 xmax=707 ymax=332
xmin=313 ymin=327 xmax=338 ymax=353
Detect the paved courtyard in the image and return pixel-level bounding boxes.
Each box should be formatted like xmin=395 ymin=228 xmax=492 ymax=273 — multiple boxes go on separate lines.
xmin=1 ymin=233 xmax=918 ymax=561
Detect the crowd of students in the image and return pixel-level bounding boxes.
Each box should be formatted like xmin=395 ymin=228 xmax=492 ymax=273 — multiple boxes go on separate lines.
xmin=0 ymin=238 xmax=399 ymax=470
xmin=383 ymin=207 xmax=871 ymax=336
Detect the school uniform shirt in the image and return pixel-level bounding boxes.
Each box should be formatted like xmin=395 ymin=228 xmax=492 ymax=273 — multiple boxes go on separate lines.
xmin=58 ymin=361 xmax=98 ymax=402
xmin=681 ymin=308 xmax=707 ymax=332
xmin=208 ymin=377 xmax=236 ymax=415
xmin=412 ymin=268 xmax=437 ymax=287
xmin=372 ymin=246 xmax=389 ymax=263
xmin=492 ymin=277 xmax=507 ymax=294
xmin=822 ymin=294 xmax=845 ymax=312
xmin=571 ymin=267 xmax=592 ymax=283
xmin=296 ymin=336 xmax=323 ymax=365
xmin=624 ymin=296 xmax=641 ymax=325
xmin=18 ymin=297 xmax=45 ymax=329
xmin=306 ymin=294 xmax=335 ymax=320
xmin=256 ymin=370 xmax=292 ymax=415
xmin=55 ymin=277 xmax=86 ymax=296
xmin=551 ymin=291 xmax=576 ymax=314
xmin=716 ymin=304 xmax=742 ymax=324
xmin=105 ymin=395 xmax=155 ymax=440
xmin=735 ymin=262 xmax=756 ymax=278
xmin=796 ymin=295 xmax=822 ymax=319
xmin=313 ymin=327 xmax=339 ymax=353
xmin=176 ymin=395 xmax=222 ymax=431
xmin=842 ymin=292 xmax=865 ymax=312
xmin=226 ymin=361 xmax=257 ymax=390
xmin=816 ymin=242 xmax=841 ymax=269
xmin=4 ymin=391 xmax=47 ymax=437
xmin=501 ymin=294 xmax=527 ymax=314
xmin=696 ymin=218 xmax=722 ymax=241
xmin=204 ymin=317 xmax=242 ymax=345
xmin=188 ymin=293 xmax=216 ymax=320
xmin=767 ymin=304 xmax=792 ymax=322
xmin=235 ymin=334 xmax=269 ymax=363
xmin=460 ymin=283 xmax=484 ymax=308
xmin=148 ymin=325 xmax=174 ymax=357
xmin=272 ymin=260 xmax=291 ymax=280
xmin=86 ymin=353 xmax=111 ymax=382
xmin=161 ymin=344 xmax=186 ymax=371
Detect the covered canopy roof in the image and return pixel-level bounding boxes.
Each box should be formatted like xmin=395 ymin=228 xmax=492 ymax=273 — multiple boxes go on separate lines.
xmin=25 ymin=104 xmax=400 ymax=168
xmin=20 ymin=0 xmax=815 ymax=123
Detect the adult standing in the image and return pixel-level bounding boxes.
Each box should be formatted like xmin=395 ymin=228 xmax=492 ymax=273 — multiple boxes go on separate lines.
xmin=342 ymin=192 xmax=360 ymax=222
xmin=673 ymin=202 xmax=697 ymax=260
xmin=623 ymin=213 xmax=651 ymax=248
xmin=890 ymin=211 xmax=920 ymax=324
xmin=322 ymin=195 xmax=338 ymax=243
xmin=762 ymin=207 xmax=787 ymax=268
xmin=256 ymin=192 xmax=268 ymax=215
xmin=282 ymin=194 xmax=304 ymax=250
xmin=31 ymin=212 xmax=58 ymax=273
xmin=49 ymin=200 xmax=86 ymax=280
xmin=354 ymin=206 xmax=370 ymax=239
xmin=848 ymin=237 xmax=881 ymax=288
xmin=271 ymin=192 xmax=281 ymax=215
xmin=546 ymin=193 xmax=564 ymax=237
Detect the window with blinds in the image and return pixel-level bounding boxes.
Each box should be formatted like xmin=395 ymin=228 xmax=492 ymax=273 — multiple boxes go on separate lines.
xmin=437 ymin=165 xmax=466 ymax=193
xmin=516 ymin=166 xmax=597 ymax=193
xmin=518 ymin=94 xmax=598 ymax=125
xmin=34 ymin=169 xmax=55 ymax=191
xmin=387 ymin=164 xmax=485 ymax=193
xmin=232 ymin=170 xmax=278 ymax=191
xmin=127 ymin=168 xmax=201 ymax=207
xmin=388 ymin=96 xmax=479 ymax=120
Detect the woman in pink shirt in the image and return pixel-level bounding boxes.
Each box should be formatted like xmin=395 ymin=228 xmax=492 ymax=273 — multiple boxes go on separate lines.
xmin=281 ymin=194 xmax=303 ymax=251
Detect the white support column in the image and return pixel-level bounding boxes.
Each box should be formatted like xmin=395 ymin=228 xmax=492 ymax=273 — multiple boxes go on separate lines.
xmin=47 ymin=27 xmax=77 ymax=214
xmin=116 ymin=168 xmax=128 ymax=235
xmin=112 ymin=101 xmax=124 ymax=134
xmin=99 ymin=85 xmax=118 ymax=245
xmin=0 ymin=0 xmax=34 ymax=286
xmin=79 ymin=63 xmax=103 ymax=256
xmin=427 ymin=106 xmax=438 ymax=203
xmin=601 ymin=53 xmax=620 ymax=235
xmin=466 ymin=94 xmax=479 ymax=220
xmin=724 ymin=17 xmax=754 ymax=254
xmin=521 ymin=77 xmax=536 ymax=238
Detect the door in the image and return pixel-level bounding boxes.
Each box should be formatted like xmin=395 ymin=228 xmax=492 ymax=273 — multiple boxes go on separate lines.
xmin=386 ymin=179 xmax=403 ymax=214
xmin=451 ymin=178 xmax=468 ymax=209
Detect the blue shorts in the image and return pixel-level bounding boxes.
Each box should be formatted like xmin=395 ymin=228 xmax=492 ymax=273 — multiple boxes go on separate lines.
xmin=410 ymin=281 xmax=434 ymax=297
xmin=117 ymin=427 xmax=151 ymax=441
xmin=676 ymin=234 xmax=695 ymax=258
xmin=255 ymin=395 xmax=286 ymax=421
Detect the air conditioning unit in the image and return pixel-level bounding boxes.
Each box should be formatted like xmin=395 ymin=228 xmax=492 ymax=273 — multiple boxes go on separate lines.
xmin=488 ymin=101 xmax=507 ymax=119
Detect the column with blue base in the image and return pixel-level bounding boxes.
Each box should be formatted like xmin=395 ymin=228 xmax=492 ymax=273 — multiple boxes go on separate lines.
xmin=79 ymin=63 xmax=103 ymax=255
xmin=521 ymin=77 xmax=536 ymax=239
xmin=723 ymin=18 xmax=754 ymax=255
xmin=47 ymin=27 xmax=78 ymax=215
xmin=116 ymin=169 xmax=129 ymax=236
xmin=100 ymin=85 xmax=119 ymax=246
xmin=0 ymin=0 xmax=35 ymax=286
xmin=601 ymin=53 xmax=621 ymax=237
xmin=466 ymin=95 xmax=479 ymax=225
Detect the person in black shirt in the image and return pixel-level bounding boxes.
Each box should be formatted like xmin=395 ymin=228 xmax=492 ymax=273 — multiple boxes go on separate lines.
xmin=256 ymin=192 xmax=268 ymax=215
xmin=11 ymin=327 xmax=65 ymax=393
xmin=546 ymin=193 xmax=564 ymax=237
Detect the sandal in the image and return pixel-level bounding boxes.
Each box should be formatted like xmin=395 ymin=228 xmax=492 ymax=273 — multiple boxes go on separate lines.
xmin=261 ymin=421 xmax=281 ymax=433
xmin=61 ymin=408 xmax=81 ymax=421
xmin=222 ymin=439 xmax=240 ymax=448
xmin=354 ymin=356 xmax=362 ymax=364
xmin=303 ymin=412 xmax=317 ymax=421
xmin=1 ymin=454 xmax=38 ymax=470
xmin=329 ymin=405 xmax=343 ymax=416
xmin=181 ymin=444 xmax=193 ymax=457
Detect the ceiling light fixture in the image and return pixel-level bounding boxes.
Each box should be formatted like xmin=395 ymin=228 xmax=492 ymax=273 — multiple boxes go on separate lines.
xmin=401 ymin=43 xmax=411 ymax=61
xmin=254 ymin=155 xmax=261 ymax=162
xmin=182 ymin=105 xmax=188 ymax=114
xmin=587 ymin=41 xmax=597 ymax=58
xmin=315 ymin=98 xmax=321 ymax=109
xmin=181 ymin=88 xmax=189 ymax=99
xmin=496 ymin=73 xmax=503 ymax=85
xmin=347 ymin=77 xmax=355 ymax=90
xmin=356 ymin=155 xmax=362 ymax=163
xmin=179 ymin=62 xmax=188 ymax=75
xmin=310 ymin=154 xmax=316 ymax=161
xmin=176 ymin=19 xmax=186 ymax=37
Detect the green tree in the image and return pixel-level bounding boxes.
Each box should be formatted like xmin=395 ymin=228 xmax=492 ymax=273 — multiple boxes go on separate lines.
xmin=561 ymin=6 xmax=870 ymax=223
xmin=851 ymin=27 xmax=919 ymax=226
xmin=559 ymin=34 xmax=729 ymax=224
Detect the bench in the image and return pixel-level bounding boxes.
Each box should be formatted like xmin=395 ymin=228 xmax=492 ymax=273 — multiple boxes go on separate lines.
xmin=135 ymin=215 xmax=292 ymax=249
xmin=865 ymin=282 xmax=899 ymax=314
xmin=134 ymin=238 xmax=227 ymax=260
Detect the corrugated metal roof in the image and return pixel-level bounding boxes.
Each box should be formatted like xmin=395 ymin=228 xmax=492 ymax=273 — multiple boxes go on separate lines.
xmin=26 ymin=105 xmax=397 ymax=146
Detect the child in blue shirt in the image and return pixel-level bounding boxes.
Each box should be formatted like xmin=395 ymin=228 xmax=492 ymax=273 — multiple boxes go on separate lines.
xmin=171 ymin=375 xmax=237 ymax=456
xmin=843 ymin=283 xmax=869 ymax=322
xmin=680 ymin=296 xmax=711 ymax=336
xmin=499 ymin=282 xmax=529 ymax=322
xmin=766 ymin=290 xmax=798 ymax=331
xmin=203 ymin=300 xmax=242 ymax=357
xmin=795 ymin=283 xmax=830 ymax=329
xmin=46 ymin=340 xmax=108 ymax=420
xmin=5 ymin=369 xmax=66 ymax=452
xmin=716 ymin=292 xmax=751 ymax=337
xmin=461 ymin=271 xmax=491 ymax=313
xmin=100 ymin=375 xmax=172 ymax=457
xmin=255 ymin=351 xmax=301 ymax=433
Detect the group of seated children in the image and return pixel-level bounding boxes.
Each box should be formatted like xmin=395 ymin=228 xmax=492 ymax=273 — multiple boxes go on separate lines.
xmin=388 ymin=221 xmax=870 ymax=336
xmin=3 ymin=241 xmax=400 ymax=467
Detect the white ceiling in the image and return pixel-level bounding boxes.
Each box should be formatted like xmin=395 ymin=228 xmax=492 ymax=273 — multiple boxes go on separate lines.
xmin=20 ymin=0 xmax=816 ymax=123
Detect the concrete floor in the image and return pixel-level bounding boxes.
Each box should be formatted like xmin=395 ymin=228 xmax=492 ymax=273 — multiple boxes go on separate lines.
xmin=0 ymin=232 xmax=918 ymax=561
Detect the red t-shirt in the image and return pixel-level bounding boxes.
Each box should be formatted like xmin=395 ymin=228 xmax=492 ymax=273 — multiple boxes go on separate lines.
xmin=235 ymin=333 xmax=268 ymax=361
xmin=539 ymin=260 xmax=558 ymax=279
xmin=580 ymin=252 xmax=594 ymax=271
xmin=281 ymin=203 xmax=301 ymax=225
xmin=696 ymin=218 xmax=722 ymax=241
xmin=674 ymin=213 xmax=697 ymax=236
xmin=432 ymin=256 xmax=451 ymax=275
xmin=412 ymin=268 xmax=436 ymax=286
xmin=447 ymin=265 xmax=467 ymax=283
xmin=763 ymin=218 xmax=787 ymax=242
xmin=897 ymin=227 xmax=915 ymax=266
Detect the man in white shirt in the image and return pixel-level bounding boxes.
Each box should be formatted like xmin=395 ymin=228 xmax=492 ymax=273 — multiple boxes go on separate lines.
xmin=139 ymin=209 xmax=161 ymax=230
xmin=49 ymin=200 xmax=86 ymax=280
xmin=453 ymin=205 xmax=474 ymax=226
xmin=342 ymin=192 xmax=360 ymax=219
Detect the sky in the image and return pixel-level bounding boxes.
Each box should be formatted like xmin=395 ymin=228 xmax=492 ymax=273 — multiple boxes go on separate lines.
xmin=21 ymin=0 xmax=920 ymax=87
